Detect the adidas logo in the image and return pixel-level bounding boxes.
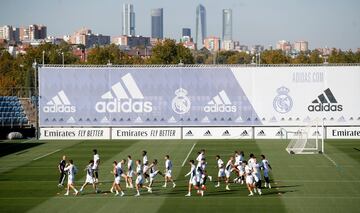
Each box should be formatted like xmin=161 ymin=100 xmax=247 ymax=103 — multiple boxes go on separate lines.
xmin=275 ymin=130 xmax=284 ymax=136
xmin=95 ymin=73 xmax=152 ymax=113
xmin=203 ymin=130 xmax=212 ymax=136
xmin=185 ymin=130 xmax=193 ymax=136
xmin=312 ymin=131 xmax=321 ymax=136
xmin=308 ymin=88 xmax=343 ymax=112
xmin=43 ymin=90 xmax=76 ymax=113
xmin=257 ymin=130 xmax=266 ymax=136
xmin=222 ymin=130 xmax=231 ymax=136
xmin=240 ymin=130 xmax=249 ymax=136
xmin=294 ymin=130 xmax=302 ymax=136
xmin=204 ymin=90 xmax=237 ymax=112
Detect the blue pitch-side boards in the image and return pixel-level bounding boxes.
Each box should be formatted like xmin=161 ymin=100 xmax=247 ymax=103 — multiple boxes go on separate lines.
xmin=39 ymin=67 xmax=260 ymax=126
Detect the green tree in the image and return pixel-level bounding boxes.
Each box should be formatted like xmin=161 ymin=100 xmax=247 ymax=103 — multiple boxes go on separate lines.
xmin=309 ymin=50 xmax=323 ymax=64
xmin=87 ymin=44 xmax=132 ymax=64
xmin=0 ymin=51 xmax=29 ymax=95
xmin=354 ymin=50 xmax=360 ymax=63
xmin=0 ymin=52 xmax=16 ymax=95
xmin=227 ymin=52 xmax=252 ymax=64
xmin=24 ymin=42 xmax=79 ymax=66
xmin=292 ymin=52 xmax=311 ymax=64
xmin=216 ymin=51 xmax=237 ymax=64
xmin=149 ymin=39 xmax=194 ymax=64
xmin=327 ymin=49 xmax=357 ymax=63
xmin=261 ymin=50 xmax=291 ymax=64
xmin=193 ymin=47 xmax=211 ymax=64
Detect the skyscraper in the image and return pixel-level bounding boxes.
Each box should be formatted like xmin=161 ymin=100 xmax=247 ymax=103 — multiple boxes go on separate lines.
xmin=122 ymin=4 xmax=135 ymax=36
xmin=182 ymin=28 xmax=191 ymax=37
xmin=151 ymin=8 xmax=163 ymax=39
xmin=195 ymin=4 xmax=207 ymax=47
xmin=222 ymin=9 xmax=232 ymax=41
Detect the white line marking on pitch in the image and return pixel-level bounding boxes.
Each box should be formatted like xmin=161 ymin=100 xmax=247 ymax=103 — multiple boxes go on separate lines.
xmin=21 ymin=139 xmax=35 ymax=143
xmin=323 ymin=153 xmax=338 ymax=167
xmin=33 ymin=149 xmax=61 ymax=161
xmin=182 ymin=142 xmax=197 ymax=167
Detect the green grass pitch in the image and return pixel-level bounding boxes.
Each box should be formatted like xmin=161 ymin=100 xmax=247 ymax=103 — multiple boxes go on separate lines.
xmin=0 ymin=139 xmax=359 ymax=213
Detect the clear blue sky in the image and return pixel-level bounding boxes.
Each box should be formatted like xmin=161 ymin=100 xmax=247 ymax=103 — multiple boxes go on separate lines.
xmin=1 ymin=0 xmax=359 ymax=50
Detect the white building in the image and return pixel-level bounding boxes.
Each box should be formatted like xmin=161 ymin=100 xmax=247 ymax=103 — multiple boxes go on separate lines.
xmin=294 ymin=40 xmax=309 ymax=52
xmin=0 ymin=25 xmax=13 ymax=40
xmin=222 ymin=40 xmax=234 ymax=51
xmin=276 ymin=40 xmax=291 ymax=52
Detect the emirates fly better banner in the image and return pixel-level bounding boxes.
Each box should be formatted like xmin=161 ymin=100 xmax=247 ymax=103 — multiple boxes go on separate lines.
xmin=39 ymin=66 xmax=360 ymax=127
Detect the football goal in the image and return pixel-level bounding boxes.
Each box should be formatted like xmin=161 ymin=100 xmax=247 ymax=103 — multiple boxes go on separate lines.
xmin=285 ymin=119 xmax=324 ymax=154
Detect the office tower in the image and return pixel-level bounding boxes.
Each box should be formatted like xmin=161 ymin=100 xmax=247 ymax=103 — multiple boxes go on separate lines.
xmin=122 ymin=4 xmax=135 ymax=36
xmin=222 ymin=9 xmax=232 ymax=41
xmin=182 ymin=28 xmax=191 ymax=37
xmin=151 ymin=8 xmax=163 ymax=39
xmin=195 ymin=4 xmax=207 ymax=46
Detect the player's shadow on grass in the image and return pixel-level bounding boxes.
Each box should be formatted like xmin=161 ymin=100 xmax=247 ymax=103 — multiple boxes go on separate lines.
xmin=273 ymin=184 xmax=301 ymax=189
xmin=206 ymin=190 xmax=244 ymax=196
xmin=262 ymin=184 xmax=300 ymax=196
xmin=0 ymin=142 xmax=43 ymax=157
xmin=262 ymin=190 xmax=298 ymax=195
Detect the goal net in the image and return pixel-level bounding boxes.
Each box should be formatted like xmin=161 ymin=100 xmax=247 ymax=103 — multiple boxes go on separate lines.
xmin=285 ymin=120 xmax=324 ymax=154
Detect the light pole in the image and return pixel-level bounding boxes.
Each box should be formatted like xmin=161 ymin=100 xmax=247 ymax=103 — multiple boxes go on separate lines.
xmin=32 ymin=60 xmax=39 ymax=140
xmin=61 ymin=52 xmax=64 ymax=67
xmin=258 ymin=52 xmax=261 ymax=66
xmin=251 ymin=56 xmax=256 ymax=65
xmin=323 ymin=55 xmax=328 ymax=65
xmin=19 ymin=64 xmax=24 ymax=96
xmin=42 ymin=50 xmax=45 ymax=66
xmin=61 ymin=52 xmax=65 ymax=67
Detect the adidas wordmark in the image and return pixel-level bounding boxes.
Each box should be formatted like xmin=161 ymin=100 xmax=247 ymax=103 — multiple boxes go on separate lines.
xmin=43 ymin=90 xmax=76 ymax=113
xmin=308 ymin=88 xmax=343 ymax=112
xmin=95 ymin=73 xmax=153 ymax=113
xmin=204 ymin=90 xmax=236 ymax=113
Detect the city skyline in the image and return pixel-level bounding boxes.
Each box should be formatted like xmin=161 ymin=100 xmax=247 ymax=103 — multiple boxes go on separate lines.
xmin=1 ymin=0 xmax=359 ymax=50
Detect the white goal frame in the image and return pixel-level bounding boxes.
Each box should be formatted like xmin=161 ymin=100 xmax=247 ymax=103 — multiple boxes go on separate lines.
xmin=285 ymin=119 xmax=324 ymax=154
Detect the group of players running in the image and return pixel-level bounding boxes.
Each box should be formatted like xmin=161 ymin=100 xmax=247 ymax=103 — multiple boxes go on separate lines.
xmin=58 ymin=149 xmax=176 ymax=197
xmin=185 ymin=149 xmax=272 ymax=197
xmin=58 ymin=148 xmax=272 ymax=197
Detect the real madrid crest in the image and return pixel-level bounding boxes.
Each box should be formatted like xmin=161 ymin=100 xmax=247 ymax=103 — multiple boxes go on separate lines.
xmin=273 ymin=87 xmax=293 ymax=114
xmin=172 ymin=88 xmax=191 ymax=114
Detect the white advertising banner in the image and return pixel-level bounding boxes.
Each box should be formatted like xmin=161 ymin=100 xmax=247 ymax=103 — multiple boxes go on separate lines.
xmin=182 ymin=127 xmax=253 ymax=139
xmin=326 ymin=127 xmax=360 ymax=139
xmin=231 ymin=66 xmax=360 ymax=126
xmin=40 ymin=128 xmax=110 ymax=140
xmin=40 ymin=66 xmax=360 ymax=127
xmin=112 ymin=127 xmax=181 ymax=139
xmin=254 ymin=127 xmax=324 ymax=139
